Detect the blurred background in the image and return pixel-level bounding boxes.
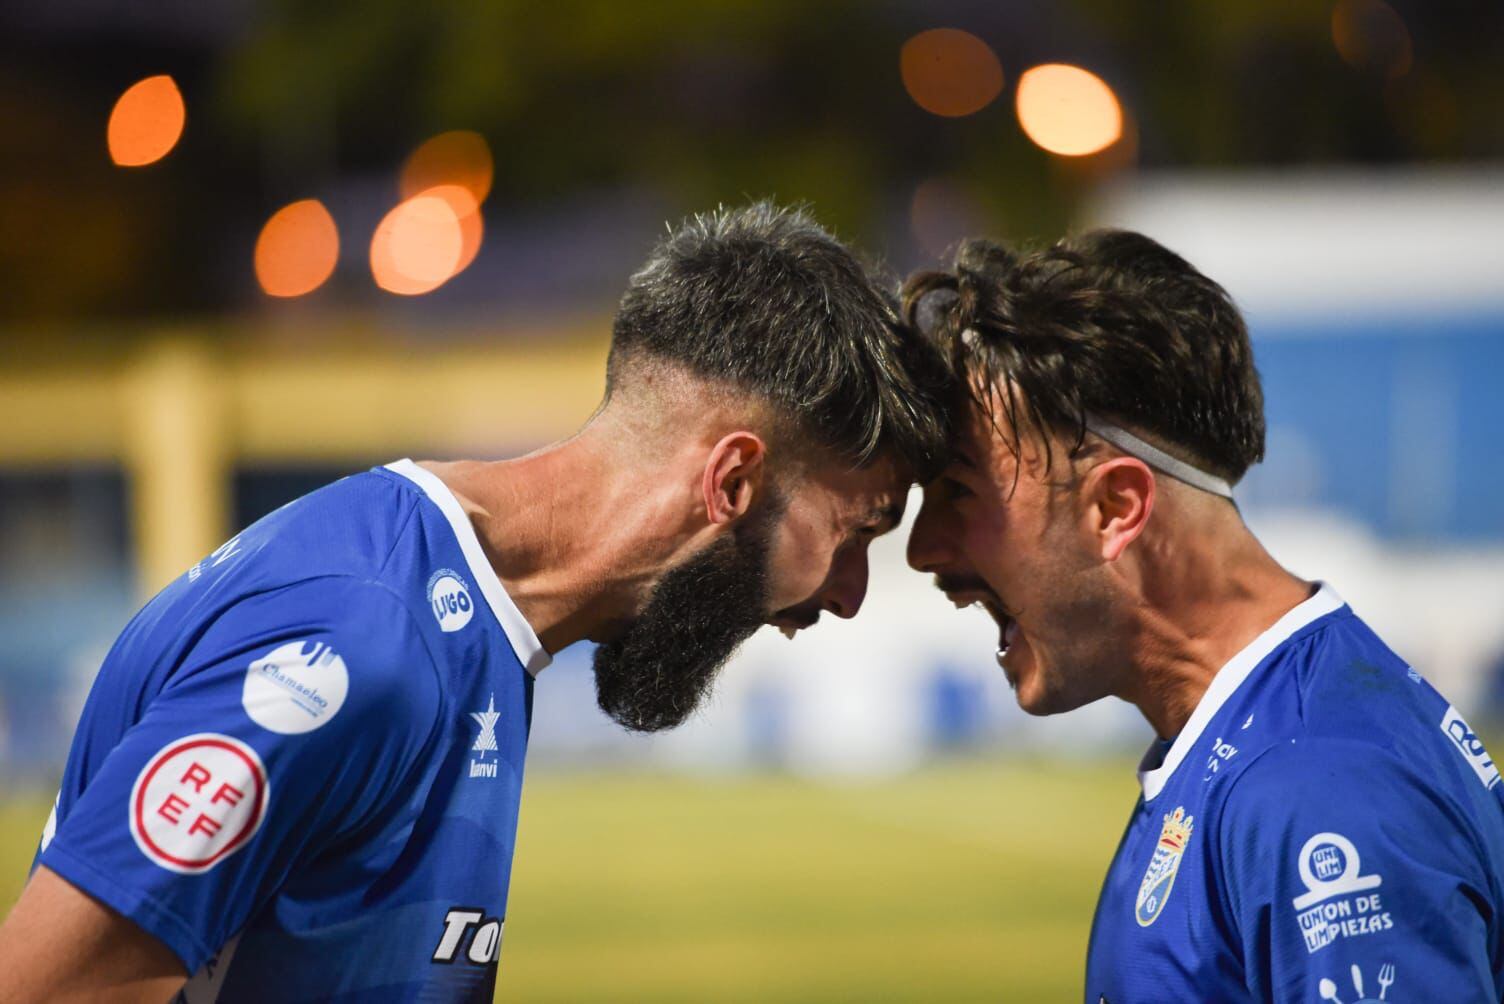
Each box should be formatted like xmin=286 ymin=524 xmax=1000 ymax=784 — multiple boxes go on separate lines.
xmin=2 ymin=0 xmax=1502 ymax=999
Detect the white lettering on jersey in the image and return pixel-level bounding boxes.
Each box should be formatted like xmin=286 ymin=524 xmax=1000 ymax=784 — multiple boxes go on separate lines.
xmin=211 ymin=535 xmax=242 ymax=567
xmin=1290 ymin=832 xmax=1392 ymax=954
xmin=242 ymin=640 xmax=349 ymax=735
xmin=130 ymin=734 xmax=268 ymax=874
xmin=428 ymin=569 xmax=474 ymax=633
xmin=1440 ymin=705 xmax=1500 ymax=790
xmin=468 ymin=694 xmax=500 ymax=779
xmin=432 ymin=907 xmax=502 ymax=964
xmin=1204 ymin=736 xmax=1239 ymax=779
xmin=188 ymin=535 xmax=244 ymax=584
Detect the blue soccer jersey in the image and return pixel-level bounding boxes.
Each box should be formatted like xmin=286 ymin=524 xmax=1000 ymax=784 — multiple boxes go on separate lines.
xmin=33 ymin=460 xmax=551 ymax=1002
xmin=1085 ymin=584 xmax=1504 ymax=1002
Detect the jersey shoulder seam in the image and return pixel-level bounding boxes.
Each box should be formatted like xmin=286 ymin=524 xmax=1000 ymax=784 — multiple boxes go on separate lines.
xmin=374 ymin=484 xmax=422 ymax=579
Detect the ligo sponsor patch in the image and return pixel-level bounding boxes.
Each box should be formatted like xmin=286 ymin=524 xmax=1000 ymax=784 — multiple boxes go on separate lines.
xmin=242 ymin=640 xmax=349 ymax=735
xmin=1291 ymin=832 xmax=1393 ymax=954
xmin=130 ymin=734 xmax=268 ymax=874
xmin=428 ymin=568 xmax=474 ymax=633
xmin=1440 ymin=705 xmax=1500 ymax=790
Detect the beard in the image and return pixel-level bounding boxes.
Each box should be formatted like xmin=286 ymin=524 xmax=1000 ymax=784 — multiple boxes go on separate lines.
xmin=592 ymin=495 xmax=780 ymax=733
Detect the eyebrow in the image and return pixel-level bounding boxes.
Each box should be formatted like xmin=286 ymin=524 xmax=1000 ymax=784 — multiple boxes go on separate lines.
xmin=951 ymin=449 xmax=979 ymax=471
xmin=866 ymin=501 xmax=904 ymax=533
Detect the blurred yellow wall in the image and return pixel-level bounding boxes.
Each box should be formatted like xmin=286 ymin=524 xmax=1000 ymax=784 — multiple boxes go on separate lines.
xmin=0 ymin=329 xmax=610 ymax=596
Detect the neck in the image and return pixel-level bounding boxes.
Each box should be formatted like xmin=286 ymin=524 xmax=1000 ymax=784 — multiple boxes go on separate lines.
xmin=1117 ymin=512 xmax=1313 ymax=740
xmin=419 ymin=428 xmax=696 ymax=654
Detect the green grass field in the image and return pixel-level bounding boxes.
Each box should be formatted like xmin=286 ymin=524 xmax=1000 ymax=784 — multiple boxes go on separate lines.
xmin=1 ymin=757 xmax=1138 ymax=1001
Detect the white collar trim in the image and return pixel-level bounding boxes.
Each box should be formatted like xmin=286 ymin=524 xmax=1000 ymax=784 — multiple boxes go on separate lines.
xmin=385 ymin=459 xmax=551 ymax=676
xmin=1138 ymin=582 xmax=1344 ymax=801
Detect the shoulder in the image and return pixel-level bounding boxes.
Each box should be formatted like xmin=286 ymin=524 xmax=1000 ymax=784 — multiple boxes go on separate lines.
xmin=219 ymin=468 xmax=425 ymax=585
xmin=1219 ymin=733 xmax=1448 ymax=825
xmin=1284 ymin=608 xmax=1417 ymax=718
xmin=1228 ymin=606 xmax=1437 ymax=764
xmin=1212 ymin=735 xmax=1476 ymax=879
xmin=190 ymin=574 xmax=445 ymax=733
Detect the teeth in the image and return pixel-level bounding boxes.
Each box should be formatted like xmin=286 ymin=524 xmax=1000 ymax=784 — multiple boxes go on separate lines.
xmin=780 ymin=626 xmax=797 ymax=640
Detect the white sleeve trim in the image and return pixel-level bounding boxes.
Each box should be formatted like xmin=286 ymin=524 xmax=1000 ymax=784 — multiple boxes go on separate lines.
xmin=384 ymin=459 xmax=551 ymax=676
xmin=1138 ymin=582 xmax=1345 ymax=801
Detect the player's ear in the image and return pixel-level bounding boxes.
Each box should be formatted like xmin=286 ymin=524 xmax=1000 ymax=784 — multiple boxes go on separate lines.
xmin=1084 ymin=457 xmax=1154 ymax=562
xmin=702 ymin=431 xmax=766 ymax=526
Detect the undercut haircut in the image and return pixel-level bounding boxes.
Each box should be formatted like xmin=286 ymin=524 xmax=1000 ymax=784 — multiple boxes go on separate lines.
xmin=608 ymin=202 xmax=954 ymax=482
xmin=901 ymin=229 xmax=1266 ymax=485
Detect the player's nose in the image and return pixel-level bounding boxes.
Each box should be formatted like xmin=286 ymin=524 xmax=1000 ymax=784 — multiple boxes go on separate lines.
xmin=907 ymin=493 xmax=956 ymax=574
xmin=821 ymin=546 xmax=870 ymax=620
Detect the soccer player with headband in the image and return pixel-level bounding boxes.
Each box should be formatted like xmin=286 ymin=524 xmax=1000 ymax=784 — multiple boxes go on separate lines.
xmin=903 ymin=229 xmax=1504 ymax=1001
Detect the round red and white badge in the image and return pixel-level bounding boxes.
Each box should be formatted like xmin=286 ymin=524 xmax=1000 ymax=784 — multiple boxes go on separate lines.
xmin=129 ymin=733 xmax=269 ymax=874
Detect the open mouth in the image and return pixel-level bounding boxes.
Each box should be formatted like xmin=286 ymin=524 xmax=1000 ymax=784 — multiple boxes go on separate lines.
xmin=769 ymin=610 xmax=820 ymax=640
xmin=981 ymin=598 xmax=1018 ymax=658
xmin=937 ymin=578 xmax=1018 ymax=658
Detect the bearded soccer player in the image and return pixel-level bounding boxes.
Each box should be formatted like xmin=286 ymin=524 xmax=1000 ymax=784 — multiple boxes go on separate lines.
xmin=903 ymin=232 xmax=1504 ymax=1001
xmin=0 ymin=203 xmax=953 ymax=1002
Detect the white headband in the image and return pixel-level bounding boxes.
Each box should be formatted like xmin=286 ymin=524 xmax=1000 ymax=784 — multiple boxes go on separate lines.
xmin=956 ymin=330 xmax=1235 ymax=499
xmin=1083 ymin=415 xmax=1234 ymax=499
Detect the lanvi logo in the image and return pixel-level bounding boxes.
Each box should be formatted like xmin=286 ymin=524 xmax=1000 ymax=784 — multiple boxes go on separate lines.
xmin=1441 ymin=705 xmax=1499 ymax=790
xmin=468 ymin=694 xmax=500 ymax=779
xmin=428 ymin=568 xmax=474 ymax=633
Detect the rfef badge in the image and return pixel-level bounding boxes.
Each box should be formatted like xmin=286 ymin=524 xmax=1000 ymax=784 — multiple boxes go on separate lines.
xmin=1135 ymin=806 xmax=1194 ymax=926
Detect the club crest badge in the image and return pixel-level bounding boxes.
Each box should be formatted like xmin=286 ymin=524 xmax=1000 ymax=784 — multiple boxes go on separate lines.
xmin=1135 ymin=806 xmax=1194 ymax=927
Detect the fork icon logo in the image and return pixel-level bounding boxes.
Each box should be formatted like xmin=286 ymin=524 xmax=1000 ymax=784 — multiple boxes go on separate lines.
xmin=1316 ymin=961 xmax=1395 ymax=1003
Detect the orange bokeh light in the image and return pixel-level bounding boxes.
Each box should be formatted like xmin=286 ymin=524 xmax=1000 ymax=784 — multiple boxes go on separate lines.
xmin=1332 ymin=0 xmax=1413 ymax=79
xmin=108 ymin=75 xmax=186 ymax=167
xmin=254 ymin=199 xmax=340 ymax=298
xmin=370 ymin=193 xmax=465 ymax=296
xmin=900 ymin=28 xmax=1004 ymax=118
xmin=418 ymin=184 xmax=484 ymax=277
xmin=400 ymin=131 xmax=494 ymax=205
xmin=1015 ymin=63 xmax=1123 ymax=157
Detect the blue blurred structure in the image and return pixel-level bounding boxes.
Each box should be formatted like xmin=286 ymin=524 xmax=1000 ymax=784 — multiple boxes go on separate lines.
xmin=1247 ymin=314 xmax=1504 ymax=542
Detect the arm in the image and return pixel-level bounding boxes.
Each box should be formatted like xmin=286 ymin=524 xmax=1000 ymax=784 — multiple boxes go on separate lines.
xmin=0 ymin=866 xmax=184 ymax=1004
xmin=11 ymin=577 xmax=442 ymax=990
xmin=1216 ymin=738 xmax=1497 ymax=1002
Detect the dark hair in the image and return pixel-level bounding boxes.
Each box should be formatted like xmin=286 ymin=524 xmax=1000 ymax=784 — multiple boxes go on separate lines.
xmin=900 ymin=228 xmax=1265 ymax=484
xmin=608 ymin=202 xmax=954 ymax=481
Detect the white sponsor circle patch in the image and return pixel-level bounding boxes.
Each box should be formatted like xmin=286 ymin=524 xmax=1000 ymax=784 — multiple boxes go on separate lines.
xmin=1291 ymin=831 xmax=1392 ymax=954
xmin=242 ymin=640 xmax=348 ymax=735
xmin=130 ymin=734 xmax=268 ymax=874
xmin=428 ymin=568 xmax=474 ymax=633
xmin=1440 ymin=705 xmax=1500 ymax=790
